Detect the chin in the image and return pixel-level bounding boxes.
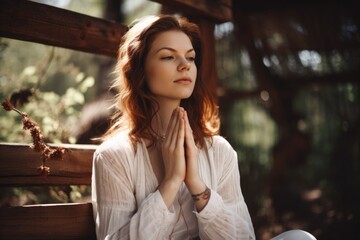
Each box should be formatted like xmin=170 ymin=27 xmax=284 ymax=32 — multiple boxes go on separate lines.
xmin=179 ymin=93 xmax=193 ymax=99
xmin=158 ymin=90 xmax=194 ymax=101
xmin=164 ymin=92 xmax=193 ymax=100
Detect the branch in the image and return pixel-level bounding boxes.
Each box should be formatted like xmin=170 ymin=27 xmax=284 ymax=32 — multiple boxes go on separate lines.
xmin=2 ymin=99 xmax=65 ymax=175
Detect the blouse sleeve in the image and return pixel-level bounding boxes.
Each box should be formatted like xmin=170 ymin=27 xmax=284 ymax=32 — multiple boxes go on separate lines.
xmin=194 ymin=137 xmax=256 ymax=240
xmin=92 ymin=147 xmax=177 ymax=240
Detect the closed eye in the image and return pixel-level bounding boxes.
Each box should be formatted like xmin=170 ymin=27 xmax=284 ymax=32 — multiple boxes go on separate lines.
xmin=160 ymin=56 xmax=174 ymax=60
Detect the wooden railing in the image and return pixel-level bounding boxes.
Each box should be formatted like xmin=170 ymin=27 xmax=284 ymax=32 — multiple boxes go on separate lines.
xmin=0 ymin=0 xmax=122 ymax=238
xmin=0 ymin=0 xmax=127 ymax=57
xmin=0 ymin=143 xmax=96 ymax=186
xmin=0 ymin=202 xmax=96 ymax=240
xmin=0 ymin=143 xmax=97 ymax=239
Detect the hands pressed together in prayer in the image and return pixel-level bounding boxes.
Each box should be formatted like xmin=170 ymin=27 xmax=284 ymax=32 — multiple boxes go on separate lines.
xmin=158 ymin=107 xmax=209 ymax=211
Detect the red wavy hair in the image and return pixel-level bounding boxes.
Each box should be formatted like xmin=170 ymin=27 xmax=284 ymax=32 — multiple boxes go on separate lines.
xmin=103 ymin=15 xmax=219 ymax=148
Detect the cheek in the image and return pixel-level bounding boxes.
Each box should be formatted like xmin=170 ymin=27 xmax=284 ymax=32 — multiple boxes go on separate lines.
xmin=148 ymin=62 xmax=170 ymax=79
xmin=191 ymin=65 xmax=197 ymax=82
xmin=145 ymin=61 xmax=156 ymax=86
xmin=145 ymin=66 xmax=155 ymax=83
xmin=145 ymin=63 xmax=167 ymax=92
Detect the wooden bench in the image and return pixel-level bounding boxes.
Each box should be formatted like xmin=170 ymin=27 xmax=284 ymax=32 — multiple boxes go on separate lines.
xmin=0 ymin=1 xmax=126 ymax=236
xmin=0 ymin=0 xmax=117 ymax=238
xmin=0 ymin=143 xmax=97 ymax=239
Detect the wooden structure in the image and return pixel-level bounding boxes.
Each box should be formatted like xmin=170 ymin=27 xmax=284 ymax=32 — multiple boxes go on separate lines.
xmin=0 ymin=0 xmax=230 ymax=239
xmin=0 ymin=143 xmax=97 ymax=239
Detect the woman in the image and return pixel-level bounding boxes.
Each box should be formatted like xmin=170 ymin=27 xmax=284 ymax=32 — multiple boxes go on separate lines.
xmin=92 ymin=15 xmax=254 ymax=239
xmin=91 ymin=15 xmax=314 ymax=240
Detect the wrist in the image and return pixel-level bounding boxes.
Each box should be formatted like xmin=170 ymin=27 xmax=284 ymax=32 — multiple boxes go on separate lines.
xmin=158 ymin=178 xmax=183 ymax=208
xmin=189 ymin=183 xmax=211 ymax=212
xmin=185 ymin=178 xmax=205 ymax=195
xmin=162 ymin=177 xmax=183 ymax=189
xmin=191 ymin=185 xmax=211 ymax=202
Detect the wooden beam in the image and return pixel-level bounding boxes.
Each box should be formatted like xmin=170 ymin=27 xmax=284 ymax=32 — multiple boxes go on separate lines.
xmin=0 ymin=203 xmax=96 ymax=240
xmin=0 ymin=143 xmax=96 ymax=186
xmin=245 ymin=5 xmax=360 ymax=54
xmin=195 ymin=19 xmax=218 ymax=100
xmin=276 ymin=70 xmax=360 ymax=85
xmin=0 ymin=0 xmax=127 ymax=57
xmin=233 ymin=0 xmax=357 ymax=13
xmin=218 ymin=88 xmax=261 ymax=100
xmin=152 ymin=0 xmax=232 ymax=23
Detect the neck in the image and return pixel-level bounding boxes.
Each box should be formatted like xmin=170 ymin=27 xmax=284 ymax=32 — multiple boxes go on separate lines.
xmin=152 ymin=98 xmax=181 ymax=137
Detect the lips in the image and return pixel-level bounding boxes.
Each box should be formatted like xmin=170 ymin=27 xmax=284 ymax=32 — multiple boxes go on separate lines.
xmin=174 ymin=77 xmax=192 ymax=84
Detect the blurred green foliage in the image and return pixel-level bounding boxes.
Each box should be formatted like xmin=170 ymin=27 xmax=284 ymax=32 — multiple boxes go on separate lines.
xmin=0 ymin=38 xmax=100 ymax=144
xmin=0 ymin=36 xmax=107 ymax=205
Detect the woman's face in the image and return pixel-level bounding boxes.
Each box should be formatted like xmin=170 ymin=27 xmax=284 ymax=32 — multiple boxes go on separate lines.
xmin=145 ymin=30 xmax=197 ymax=101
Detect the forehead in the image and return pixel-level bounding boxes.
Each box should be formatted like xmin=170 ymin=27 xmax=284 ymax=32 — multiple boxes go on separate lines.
xmin=149 ymin=30 xmax=194 ymax=52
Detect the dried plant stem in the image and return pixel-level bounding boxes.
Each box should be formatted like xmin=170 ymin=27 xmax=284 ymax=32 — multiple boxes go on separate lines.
xmin=10 ymin=106 xmax=23 ymax=115
xmin=2 ymin=99 xmax=65 ymax=175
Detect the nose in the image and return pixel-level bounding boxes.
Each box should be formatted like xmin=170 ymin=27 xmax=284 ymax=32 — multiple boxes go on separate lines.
xmin=177 ymin=58 xmax=190 ymax=71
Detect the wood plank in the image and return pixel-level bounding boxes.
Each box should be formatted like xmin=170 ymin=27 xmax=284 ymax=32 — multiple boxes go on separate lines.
xmin=196 ymin=19 xmax=218 ymax=100
xmin=276 ymin=69 xmax=360 ymax=85
xmin=152 ymin=0 xmax=232 ymax=23
xmin=0 ymin=203 xmax=96 ymax=240
xmin=235 ymin=4 xmax=360 ymax=54
xmin=0 ymin=143 xmax=97 ymax=186
xmin=218 ymin=0 xmax=232 ymax=8
xmin=231 ymin=0 xmax=357 ymax=13
xmin=0 ymin=0 xmax=127 ymax=57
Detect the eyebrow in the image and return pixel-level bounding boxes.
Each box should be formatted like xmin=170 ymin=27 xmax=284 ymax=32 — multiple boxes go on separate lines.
xmin=155 ymin=47 xmax=195 ymax=54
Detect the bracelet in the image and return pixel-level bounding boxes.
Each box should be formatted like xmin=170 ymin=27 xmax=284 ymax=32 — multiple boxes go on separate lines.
xmin=191 ymin=186 xmax=211 ymax=201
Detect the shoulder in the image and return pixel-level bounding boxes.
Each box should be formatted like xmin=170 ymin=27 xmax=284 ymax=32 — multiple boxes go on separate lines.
xmin=94 ymin=131 xmax=135 ymax=164
xmin=206 ymin=135 xmax=238 ymax=168
xmin=92 ymin=132 xmax=136 ymax=188
xmin=209 ymin=135 xmax=235 ymax=153
xmin=207 ymin=136 xmax=240 ymax=178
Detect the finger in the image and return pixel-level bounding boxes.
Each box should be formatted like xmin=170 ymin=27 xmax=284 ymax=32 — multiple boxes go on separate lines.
xmin=184 ymin=111 xmax=195 ymax=144
xmin=176 ymin=109 xmax=185 ymax=148
xmin=170 ymin=108 xmax=183 ymax=148
xmin=165 ymin=107 xmax=179 ymax=144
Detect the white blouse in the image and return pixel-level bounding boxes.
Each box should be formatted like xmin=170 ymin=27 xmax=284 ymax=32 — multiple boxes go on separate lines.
xmin=92 ymin=131 xmax=255 ymax=240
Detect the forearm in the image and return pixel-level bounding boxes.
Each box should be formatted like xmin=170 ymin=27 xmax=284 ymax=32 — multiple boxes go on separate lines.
xmin=185 ymin=178 xmax=209 ymax=212
xmin=195 ymin=190 xmax=255 ymax=240
xmin=97 ymin=191 xmax=178 ymax=240
xmin=158 ymin=178 xmax=182 ymax=208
